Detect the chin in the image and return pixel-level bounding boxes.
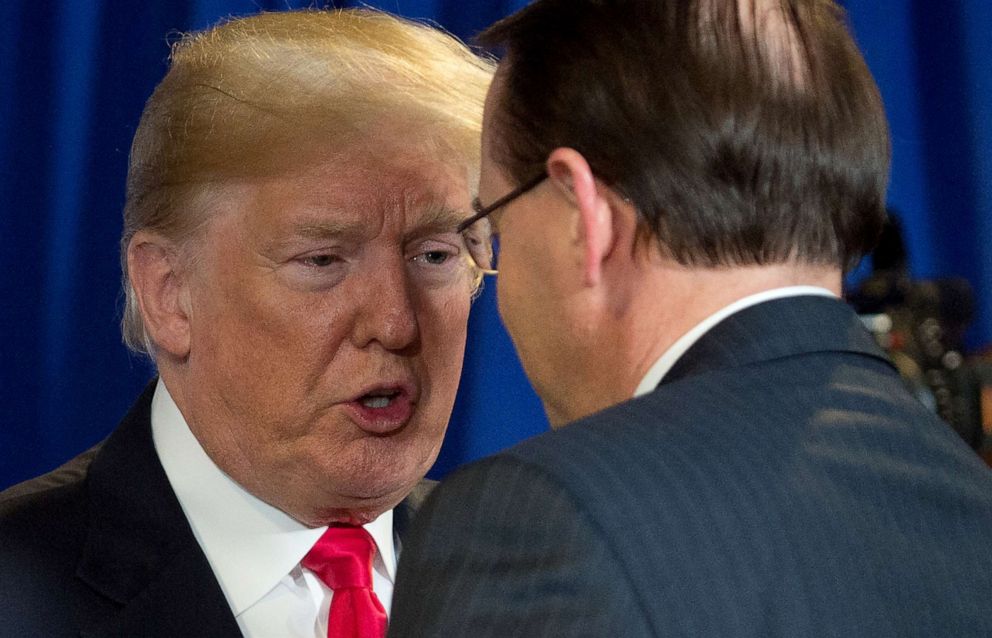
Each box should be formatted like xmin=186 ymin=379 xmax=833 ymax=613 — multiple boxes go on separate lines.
xmin=308 ymin=475 xmax=415 ymax=524
xmin=314 ymin=509 xmax=380 ymax=527
xmin=306 ymin=498 xmax=398 ymax=527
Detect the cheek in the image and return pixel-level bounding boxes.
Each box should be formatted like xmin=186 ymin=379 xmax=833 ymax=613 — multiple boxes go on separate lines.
xmin=494 ymin=262 xmax=551 ymax=378
xmin=190 ymin=272 xmax=351 ymax=393
xmin=420 ymin=293 xmax=471 ymax=382
xmin=495 ymin=265 xmax=530 ymax=334
xmin=492 ymin=232 xmax=538 ymax=326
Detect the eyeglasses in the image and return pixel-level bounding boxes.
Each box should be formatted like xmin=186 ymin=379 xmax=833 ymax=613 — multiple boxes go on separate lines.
xmin=458 ymin=171 xmax=547 ymax=275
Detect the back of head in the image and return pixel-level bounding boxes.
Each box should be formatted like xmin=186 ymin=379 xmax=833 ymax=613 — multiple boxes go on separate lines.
xmin=480 ymin=0 xmax=890 ymax=271
xmin=121 ymin=9 xmax=494 ymax=353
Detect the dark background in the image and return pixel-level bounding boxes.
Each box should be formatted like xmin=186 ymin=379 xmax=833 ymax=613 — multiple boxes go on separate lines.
xmin=2 ymin=0 xmax=990 ymax=490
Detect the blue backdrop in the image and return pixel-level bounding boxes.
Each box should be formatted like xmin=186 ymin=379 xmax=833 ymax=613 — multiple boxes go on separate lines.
xmin=2 ymin=0 xmax=990 ymax=490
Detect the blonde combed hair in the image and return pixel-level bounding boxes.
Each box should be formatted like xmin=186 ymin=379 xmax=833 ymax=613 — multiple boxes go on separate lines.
xmin=120 ymin=9 xmax=495 ymax=354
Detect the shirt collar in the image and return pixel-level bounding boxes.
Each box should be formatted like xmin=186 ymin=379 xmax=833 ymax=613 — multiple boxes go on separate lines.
xmin=150 ymin=379 xmax=396 ymax=615
xmin=633 ymin=286 xmax=837 ymax=397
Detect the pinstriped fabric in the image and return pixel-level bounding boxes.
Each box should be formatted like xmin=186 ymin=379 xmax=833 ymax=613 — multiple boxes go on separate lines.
xmin=390 ymin=457 xmax=652 ymax=637
xmin=389 ymin=297 xmax=992 ymax=637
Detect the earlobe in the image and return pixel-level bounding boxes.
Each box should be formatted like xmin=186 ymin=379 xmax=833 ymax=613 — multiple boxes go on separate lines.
xmin=546 ymin=148 xmax=614 ymax=287
xmin=127 ymin=231 xmax=192 ymax=360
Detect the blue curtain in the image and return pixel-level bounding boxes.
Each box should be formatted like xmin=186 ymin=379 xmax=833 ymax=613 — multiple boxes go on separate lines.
xmin=2 ymin=0 xmax=990 ymax=490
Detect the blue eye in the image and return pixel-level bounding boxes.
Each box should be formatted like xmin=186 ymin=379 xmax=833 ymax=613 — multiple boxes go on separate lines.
xmin=419 ymin=250 xmax=453 ymax=266
xmin=301 ymin=254 xmax=339 ymax=268
xmin=409 ymin=237 xmax=463 ymax=269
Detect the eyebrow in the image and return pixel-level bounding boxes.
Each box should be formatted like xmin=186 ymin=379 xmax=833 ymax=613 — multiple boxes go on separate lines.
xmin=292 ymin=219 xmax=366 ymax=241
xmin=410 ymin=205 xmax=472 ymax=236
xmin=286 ymin=204 xmax=470 ymax=245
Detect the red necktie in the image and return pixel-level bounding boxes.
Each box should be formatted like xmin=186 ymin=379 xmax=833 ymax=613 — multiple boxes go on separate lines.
xmin=302 ymin=526 xmax=388 ymax=638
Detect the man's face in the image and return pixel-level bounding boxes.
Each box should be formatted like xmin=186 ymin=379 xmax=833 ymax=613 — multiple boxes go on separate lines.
xmin=176 ymin=142 xmax=475 ymax=526
xmin=479 ymin=75 xmax=578 ymax=423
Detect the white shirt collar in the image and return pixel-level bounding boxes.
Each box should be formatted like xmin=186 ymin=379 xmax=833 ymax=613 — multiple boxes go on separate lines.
xmin=150 ymin=379 xmax=396 ymax=616
xmin=633 ymin=286 xmax=837 ymax=397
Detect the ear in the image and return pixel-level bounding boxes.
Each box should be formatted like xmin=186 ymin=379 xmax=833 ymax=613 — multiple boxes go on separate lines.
xmin=126 ymin=231 xmax=192 ymax=360
xmin=546 ymin=148 xmax=614 ymax=286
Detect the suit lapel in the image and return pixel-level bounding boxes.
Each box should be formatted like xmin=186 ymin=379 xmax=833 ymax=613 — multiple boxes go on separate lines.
xmin=77 ymin=381 xmax=241 ymax=637
xmin=81 ymin=543 xmax=241 ymax=638
xmin=77 ymin=381 xmax=436 ymax=636
xmin=393 ymin=479 xmax=437 ymax=544
xmin=663 ymin=295 xmax=894 ymax=386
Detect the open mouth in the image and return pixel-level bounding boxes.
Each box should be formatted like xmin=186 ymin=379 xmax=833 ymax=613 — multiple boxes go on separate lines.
xmin=346 ymin=384 xmax=416 ymax=433
xmin=359 ymin=390 xmax=401 ymax=409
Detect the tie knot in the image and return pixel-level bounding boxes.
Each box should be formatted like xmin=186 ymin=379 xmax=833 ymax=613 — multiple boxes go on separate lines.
xmin=302 ymin=526 xmax=377 ymax=590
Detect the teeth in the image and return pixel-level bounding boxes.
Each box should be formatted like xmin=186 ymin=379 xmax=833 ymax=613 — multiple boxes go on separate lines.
xmin=361 ymin=396 xmax=392 ymax=409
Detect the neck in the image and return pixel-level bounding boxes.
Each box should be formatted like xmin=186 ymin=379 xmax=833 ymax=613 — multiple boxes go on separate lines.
xmin=547 ymin=260 xmax=840 ymax=427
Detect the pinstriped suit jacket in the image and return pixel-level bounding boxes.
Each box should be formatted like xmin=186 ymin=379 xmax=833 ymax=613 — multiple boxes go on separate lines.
xmin=389 ymin=296 xmax=992 ymax=637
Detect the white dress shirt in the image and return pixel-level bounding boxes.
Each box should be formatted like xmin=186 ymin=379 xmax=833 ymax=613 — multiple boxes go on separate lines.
xmin=634 ymin=286 xmax=837 ymax=397
xmin=151 ymin=380 xmax=397 ymax=637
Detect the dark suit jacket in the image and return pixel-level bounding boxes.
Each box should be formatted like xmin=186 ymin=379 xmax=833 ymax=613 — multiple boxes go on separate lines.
xmin=0 ymin=381 xmax=434 ymax=637
xmin=389 ymin=296 xmax=992 ymax=637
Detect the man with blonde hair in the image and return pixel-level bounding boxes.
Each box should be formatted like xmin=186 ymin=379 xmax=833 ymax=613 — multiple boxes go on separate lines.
xmin=0 ymin=9 xmax=492 ymax=637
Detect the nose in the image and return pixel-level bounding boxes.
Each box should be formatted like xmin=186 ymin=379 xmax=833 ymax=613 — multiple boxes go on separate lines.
xmin=350 ymin=259 xmax=420 ymax=352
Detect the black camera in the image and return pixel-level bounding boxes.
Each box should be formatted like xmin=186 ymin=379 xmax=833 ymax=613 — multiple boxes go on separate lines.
xmin=848 ymin=216 xmax=990 ymax=459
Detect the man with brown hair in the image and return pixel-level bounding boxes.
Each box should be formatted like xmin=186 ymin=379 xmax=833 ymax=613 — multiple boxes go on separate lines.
xmin=389 ymin=1 xmax=992 ymax=635
xmin=0 ymin=9 xmax=492 ymax=637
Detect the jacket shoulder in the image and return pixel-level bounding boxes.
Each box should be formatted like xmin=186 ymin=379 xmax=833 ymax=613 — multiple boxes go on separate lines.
xmin=0 ymin=446 xmax=105 ymax=634
xmin=1 ymin=443 xmax=100 ymax=504
xmin=0 ymin=444 xmax=99 ymax=560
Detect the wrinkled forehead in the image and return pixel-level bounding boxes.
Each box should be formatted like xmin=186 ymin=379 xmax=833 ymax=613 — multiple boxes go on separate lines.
xmin=227 ymin=141 xmax=474 ymax=238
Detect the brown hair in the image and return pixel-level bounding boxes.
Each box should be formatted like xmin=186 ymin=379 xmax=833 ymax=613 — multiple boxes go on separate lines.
xmin=120 ymin=9 xmax=494 ymax=353
xmin=479 ymin=0 xmax=890 ymax=270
